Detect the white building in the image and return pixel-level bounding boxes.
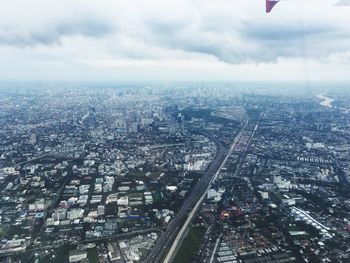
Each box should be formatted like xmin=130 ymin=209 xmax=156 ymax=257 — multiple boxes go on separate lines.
xmin=98 ymin=205 xmax=105 ymax=216
xmin=117 ymin=196 xmax=129 ymax=206
xmin=67 ymin=208 xmax=84 ymax=220
xmin=69 ymin=250 xmax=87 ymax=262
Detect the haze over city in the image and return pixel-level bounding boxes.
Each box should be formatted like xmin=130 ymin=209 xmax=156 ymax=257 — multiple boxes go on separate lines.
xmin=1 ymin=1 xmax=350 ymax=263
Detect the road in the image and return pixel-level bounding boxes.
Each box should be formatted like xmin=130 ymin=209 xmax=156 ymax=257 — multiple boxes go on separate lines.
xmin=162 ymin=122 xmax=248 ymax=263
xmin=14 ymin=154 xmax=49 ymax=167
xmin=0 ymin=228 xmax=165 ymax=257
xmin=143 ymin=122 xmax=248 ymax=263
xmin=209 ymin=238 xmax=220 ymax=263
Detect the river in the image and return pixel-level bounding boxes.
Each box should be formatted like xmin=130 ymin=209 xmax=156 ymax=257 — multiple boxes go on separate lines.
xmin=317 ymin=94 xmax=334 ymax=108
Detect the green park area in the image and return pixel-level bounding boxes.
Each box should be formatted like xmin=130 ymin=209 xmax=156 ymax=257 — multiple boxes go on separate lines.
xmin=174 ymin=226 xmax=206 ymax=263
xmin=87 ymin=247 xmax=99 ymax=263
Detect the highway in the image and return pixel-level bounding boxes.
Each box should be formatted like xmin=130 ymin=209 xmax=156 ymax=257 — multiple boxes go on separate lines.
xmin=163 ymin=122 xmax=248 ymax=263
xmin=143 ymin=122 xmax=248 ymax=263
xmin=14 ymin=154 xmax=49 ymax=167
xmin=0 ymin=228 xmax=165 ymax=257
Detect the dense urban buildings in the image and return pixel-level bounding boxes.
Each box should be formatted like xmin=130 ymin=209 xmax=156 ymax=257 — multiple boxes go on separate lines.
xmin=0 ymin=84 xmax=350 ymax=263
xmin=1 ymin=0 xmax=350 ymax=262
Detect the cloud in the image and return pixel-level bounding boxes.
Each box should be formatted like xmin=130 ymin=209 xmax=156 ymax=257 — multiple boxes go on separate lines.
xmin=336 ymin=0 xmax=350 ymax=5
xmin=108 ymin=0 xmax=350 ymax=64
xmin=0 ymin=0 xmax=350 ymax=81
xmin=0 ymin=17 xmax=114 ymax=47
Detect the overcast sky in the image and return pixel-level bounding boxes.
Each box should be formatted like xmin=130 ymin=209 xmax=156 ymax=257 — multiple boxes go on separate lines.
xmin=0 ymin=0 xmax=350 ymax=82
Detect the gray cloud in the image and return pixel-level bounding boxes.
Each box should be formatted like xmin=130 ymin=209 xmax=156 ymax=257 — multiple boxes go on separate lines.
xmin=135 ymin=3 xmax=350 ymax=64
xmin=0 ymin=18 xmax=114 ymax=47
xmin=1 ymin=0 xmax=349 ymax=64
xmin=0 ymin=0 xmax=350 ymax=81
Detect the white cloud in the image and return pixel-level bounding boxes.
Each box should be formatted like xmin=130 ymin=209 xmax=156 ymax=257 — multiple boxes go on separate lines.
xmin=0 ymin=0 xmax=350 ymax=81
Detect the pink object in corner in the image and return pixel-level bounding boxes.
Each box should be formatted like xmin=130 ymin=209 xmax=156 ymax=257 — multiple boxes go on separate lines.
xmin=266 ymin=0 xmax=280 ymax=13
